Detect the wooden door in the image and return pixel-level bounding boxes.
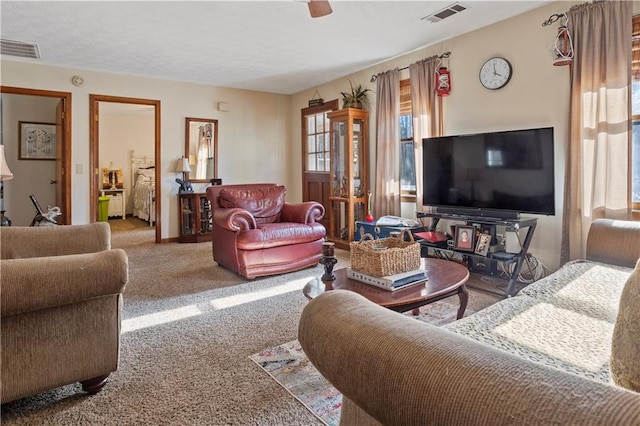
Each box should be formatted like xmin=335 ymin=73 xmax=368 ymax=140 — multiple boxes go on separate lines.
xmin=301 ymin=100 xmax=338 ymax=232
xmin=55 ymin=99 xmax=66 ymax=224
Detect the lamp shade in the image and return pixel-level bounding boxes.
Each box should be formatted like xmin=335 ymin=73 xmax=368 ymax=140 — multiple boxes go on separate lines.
xmin=0 ymin=145 xmax=13 ymax=181
xmin=175 ymin=156 xmax=191 ymax=174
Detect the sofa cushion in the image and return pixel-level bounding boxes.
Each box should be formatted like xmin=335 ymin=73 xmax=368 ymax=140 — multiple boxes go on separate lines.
xmin=610 ymin=259 xmax=640 ymax=392
xmin=518 ymin=260 xmax=632 ymax=322
xmin=219 ymin=185 xmax=286 ymax=224
xmin=236 ymin=222 xmax=326 ymax=250
xmin=445 ymin=294 xmax=616 ymax=383
xmin=444 ymin=259 xmax=632 ymax=384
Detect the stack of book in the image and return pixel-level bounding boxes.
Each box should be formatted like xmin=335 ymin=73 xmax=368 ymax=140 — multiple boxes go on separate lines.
xmin=346 ymin=267 xmax=427 ymax=291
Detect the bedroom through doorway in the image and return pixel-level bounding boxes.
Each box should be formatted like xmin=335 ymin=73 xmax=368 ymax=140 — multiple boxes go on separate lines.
xmin=89 ymin=95 xmax=161 ymax=243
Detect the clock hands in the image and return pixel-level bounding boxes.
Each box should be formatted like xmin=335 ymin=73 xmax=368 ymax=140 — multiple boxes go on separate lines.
xmin=492 ymin=62 xmax=502 ymax=77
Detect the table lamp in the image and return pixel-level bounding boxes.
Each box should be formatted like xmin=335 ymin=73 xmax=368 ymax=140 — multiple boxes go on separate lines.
xmin=0 ymin=145 xmax=14 ymax=226
xmin=175 ymin=156 xmax=191 ymax=181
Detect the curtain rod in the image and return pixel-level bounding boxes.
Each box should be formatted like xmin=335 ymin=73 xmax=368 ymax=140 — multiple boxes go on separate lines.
xmin=542 ymin=0 xmax=600 ymax=26
xmin=541 ymin=12 xmax=566 ymax=27
xmin=370 ymin=51 xmax=451 ymax=83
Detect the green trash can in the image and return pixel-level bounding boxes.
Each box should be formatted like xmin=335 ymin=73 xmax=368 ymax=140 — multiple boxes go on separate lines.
xmin=98 ymin=196 xmax=110 ymax=222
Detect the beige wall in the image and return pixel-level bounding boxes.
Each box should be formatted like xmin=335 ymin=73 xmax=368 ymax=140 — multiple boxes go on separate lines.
xmin=0 ymin=61 xmax=292 ymax=239
xmin=290 ymin=1 xmax=583 ymax=269
xmin=1 ymin=94 xmax=58 ymax=226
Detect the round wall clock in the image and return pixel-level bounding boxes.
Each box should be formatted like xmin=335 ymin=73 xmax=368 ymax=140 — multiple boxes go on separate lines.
xmin=479 ymin=57 xmax=512 ymax=90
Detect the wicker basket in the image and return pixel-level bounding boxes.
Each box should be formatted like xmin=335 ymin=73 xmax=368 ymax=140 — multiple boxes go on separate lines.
xmin=349 ymin=229 xmax=421 ymax=277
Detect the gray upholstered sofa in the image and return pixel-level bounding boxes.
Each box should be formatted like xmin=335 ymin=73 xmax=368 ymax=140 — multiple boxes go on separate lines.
xmin=1 ymin=223 xmax=129 ymax=403
xmin=299 ymin=219 xmax=640 ymax=425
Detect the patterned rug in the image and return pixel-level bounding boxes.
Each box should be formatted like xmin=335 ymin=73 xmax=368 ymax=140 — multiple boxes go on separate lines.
xmin=249 ymin=299 xmax=473 ymax=426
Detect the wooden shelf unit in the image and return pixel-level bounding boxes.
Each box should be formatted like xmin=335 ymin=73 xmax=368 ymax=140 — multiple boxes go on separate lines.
xmin=178 ymin=192 xmax=213 ymax=243
xmin=327 ymin=108 xmax=368 ymax=250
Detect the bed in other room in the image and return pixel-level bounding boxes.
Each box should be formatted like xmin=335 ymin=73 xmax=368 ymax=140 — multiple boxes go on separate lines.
xmin=131 ymin=152 xmax=155 ymax=226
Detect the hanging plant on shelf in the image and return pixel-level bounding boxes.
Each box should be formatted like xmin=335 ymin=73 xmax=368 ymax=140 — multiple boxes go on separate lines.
xmin=340 ymin=79 xmax=372 ymax=109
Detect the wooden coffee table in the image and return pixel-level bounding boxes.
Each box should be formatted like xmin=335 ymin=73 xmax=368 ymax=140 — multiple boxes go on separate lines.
xmin=303 ymin=258 xmax=469 ymax=319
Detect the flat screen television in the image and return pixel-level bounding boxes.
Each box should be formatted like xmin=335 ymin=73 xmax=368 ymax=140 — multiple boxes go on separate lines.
xmin=422 ymin=127 xmax=555 ymax=219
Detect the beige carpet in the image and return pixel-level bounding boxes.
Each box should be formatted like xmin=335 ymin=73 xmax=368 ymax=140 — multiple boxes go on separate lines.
xmin=1 ymin=224 xmax=501 ymax=424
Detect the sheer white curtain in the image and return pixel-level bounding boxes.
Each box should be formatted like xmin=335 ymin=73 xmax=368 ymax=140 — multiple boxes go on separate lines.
xmin=373 ymin=69 xmax=401 ymax=217
xmin=561 ymin=0 xmax=632 ymax=263
xmin=410 ymin=57 xmax=443 ymax=212
xmin=196 ymin=124 xmax=211 ymax=180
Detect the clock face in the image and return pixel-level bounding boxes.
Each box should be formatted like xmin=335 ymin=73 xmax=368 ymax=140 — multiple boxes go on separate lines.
xmin=479 ymin=57 xmax=512 ymax=90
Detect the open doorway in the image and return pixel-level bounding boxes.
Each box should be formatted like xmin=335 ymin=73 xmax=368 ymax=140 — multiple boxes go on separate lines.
xmin=0 ymin=86 xmax=71 ymax=226
xmin=89 ymin=95 xmax=161 ymax=243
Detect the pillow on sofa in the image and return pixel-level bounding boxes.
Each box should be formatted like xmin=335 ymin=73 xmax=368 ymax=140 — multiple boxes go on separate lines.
xmin=610 ymin=258 xmax=640 ymax=392
xmin=219 ymin=186 xmax=286 ymax=224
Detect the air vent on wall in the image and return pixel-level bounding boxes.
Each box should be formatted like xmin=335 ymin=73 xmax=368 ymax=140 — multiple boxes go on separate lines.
xmin=421 ymin=3 xmax=467 ymax=23
xmin=0 ymin=39 xmax=40 ymax=59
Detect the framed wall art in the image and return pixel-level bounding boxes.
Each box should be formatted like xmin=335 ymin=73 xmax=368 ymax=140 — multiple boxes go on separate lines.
xmin=102 ymin=168 xmax=124 ymax=189
xmin=19 ymin=121 xmax=56 ymax=160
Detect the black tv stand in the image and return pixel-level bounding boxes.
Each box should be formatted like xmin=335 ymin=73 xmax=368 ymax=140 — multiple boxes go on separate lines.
xmin=416 ymin=211 xmax=538 ymax=297
xmin=435 ymin=207 xmax=520 ymax=220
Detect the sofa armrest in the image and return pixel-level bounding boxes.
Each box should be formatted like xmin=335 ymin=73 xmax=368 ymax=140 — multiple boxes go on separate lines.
xmin=280 ymin=202 xmax=324 ymax=224
xmin=213 ymin=208 xmax=257 ymax=232
xmin=1 ymin=249 xmax=128 ymax=317
xmin=586 ymin=219 xmax=640 ymax=268
xmin=299 ymin=291 xmax=640 ymax=425
xmin=1 ymin=223 xmax=111 ymax=259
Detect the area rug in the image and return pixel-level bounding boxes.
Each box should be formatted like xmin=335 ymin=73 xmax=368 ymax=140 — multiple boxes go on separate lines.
xmin=249 ymin=299 xmax=473 ymax=426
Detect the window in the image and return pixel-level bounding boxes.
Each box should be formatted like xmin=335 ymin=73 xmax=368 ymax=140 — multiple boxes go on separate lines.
xmin=304 ymin=110 xmax=331 ymax=172
xmin=400 ymin=79 xmax=416 ymax=200
xmin=632 ymin=15 xmax=640 ymax=211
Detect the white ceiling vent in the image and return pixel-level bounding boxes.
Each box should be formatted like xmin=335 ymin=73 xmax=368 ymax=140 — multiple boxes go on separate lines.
xmin=0 ymin=39 xmax=41 ymax=59
xmin=421 ymin=3 xmax=467 ymax=23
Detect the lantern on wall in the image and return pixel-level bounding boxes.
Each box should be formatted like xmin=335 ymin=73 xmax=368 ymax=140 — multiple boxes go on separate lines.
xmin=436 ymin=67 xmax=451 ymax=96
xmin=553 ymin=14 xmax=573 ymax=66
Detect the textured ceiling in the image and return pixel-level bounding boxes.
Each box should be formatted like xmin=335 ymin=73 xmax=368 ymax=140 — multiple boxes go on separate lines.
xmin=0 ymin=1 xmax=549 ymax=95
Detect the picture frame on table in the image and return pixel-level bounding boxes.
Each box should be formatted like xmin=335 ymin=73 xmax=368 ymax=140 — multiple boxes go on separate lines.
xmin=454 ymin=225 xmax=475 ymax=251
xmin=475 ymin=233 xmax=491 ymax=256
xmin=19 ymin=121 xmax=56 ymax=160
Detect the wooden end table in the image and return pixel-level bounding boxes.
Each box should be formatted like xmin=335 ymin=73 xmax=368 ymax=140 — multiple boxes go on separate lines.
xmin=303 ymin=258 xmax=469 ymax=319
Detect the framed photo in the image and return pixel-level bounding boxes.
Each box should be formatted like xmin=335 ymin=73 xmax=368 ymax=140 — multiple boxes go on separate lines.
xmin=454 ymin=225 xmax=475 ymax=251
xmin=19 ymin=121 xmax=56 ymax=160
xmin=102 ymin=168 xmax=124 ymax=189
xmin=475 ymin=233 xmax=491 ymax=256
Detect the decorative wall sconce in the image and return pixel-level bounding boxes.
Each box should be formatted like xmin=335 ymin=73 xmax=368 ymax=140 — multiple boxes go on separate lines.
xmin=543 ymin=13 xmax=573 ymax=67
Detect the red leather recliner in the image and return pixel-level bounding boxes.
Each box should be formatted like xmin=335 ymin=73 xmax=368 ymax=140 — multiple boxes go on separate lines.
xmin=206 ymin=183 xmax=326 ymax=279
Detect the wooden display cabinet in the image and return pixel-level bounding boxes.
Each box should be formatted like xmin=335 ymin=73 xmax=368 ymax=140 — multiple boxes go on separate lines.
xmin=178 ymin=192 xmax=213 ymax=243
xmin=327 ymin=108 xmax=368 ymax=250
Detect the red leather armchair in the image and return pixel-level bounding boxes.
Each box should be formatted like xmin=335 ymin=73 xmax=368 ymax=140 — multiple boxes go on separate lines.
xmin=206 ymin=183 xmax=326 ymax=279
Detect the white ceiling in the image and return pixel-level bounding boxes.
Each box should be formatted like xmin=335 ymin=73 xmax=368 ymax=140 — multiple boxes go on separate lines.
xmin=0 ymin=1 xmax=550 ymax=95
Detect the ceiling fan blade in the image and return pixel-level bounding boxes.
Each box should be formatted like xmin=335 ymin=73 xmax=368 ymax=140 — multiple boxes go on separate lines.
xmin=308 ymin=0 xmax=332 ymax=18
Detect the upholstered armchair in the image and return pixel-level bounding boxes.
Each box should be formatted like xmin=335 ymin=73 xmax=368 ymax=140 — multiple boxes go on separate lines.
xmin=206 ymin=183 xmax=326 ymax=279
xmin=1 ymin=223 xmax=128 ymax=403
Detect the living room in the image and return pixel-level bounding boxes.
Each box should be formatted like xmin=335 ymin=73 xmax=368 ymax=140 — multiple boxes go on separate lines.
xmin=2 ymin=0 xmax=639 ymax=424
xmin=2 ymin=0 xmax=623 ymax=269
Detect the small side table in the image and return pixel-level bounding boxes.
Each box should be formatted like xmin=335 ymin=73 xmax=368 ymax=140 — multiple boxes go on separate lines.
xmin=100 ymin=189 xmax=126 ymax=219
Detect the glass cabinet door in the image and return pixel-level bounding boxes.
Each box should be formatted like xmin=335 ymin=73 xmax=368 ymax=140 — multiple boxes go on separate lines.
xmin=180 ymin=195 xmax=195 ymax=236
xmin=331 ymin=120 xmax=347 ymax=197
xmin=353 ymin=118 xmax=364 ymax=197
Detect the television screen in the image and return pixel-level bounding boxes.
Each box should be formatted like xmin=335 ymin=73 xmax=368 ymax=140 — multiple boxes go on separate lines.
xmin=422 ymin=127 xmax=555 ymax=217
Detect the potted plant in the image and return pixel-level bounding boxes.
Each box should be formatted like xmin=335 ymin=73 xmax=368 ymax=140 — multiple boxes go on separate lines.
xmin=340 ymin=80 xmax=372 ymax=109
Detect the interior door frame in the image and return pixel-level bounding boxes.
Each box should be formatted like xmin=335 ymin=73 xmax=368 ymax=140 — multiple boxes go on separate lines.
xmin=0 ymin=86 xmax=72 ymax=225
xmin=89 ymin=94 xmax=161 ymax=243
